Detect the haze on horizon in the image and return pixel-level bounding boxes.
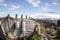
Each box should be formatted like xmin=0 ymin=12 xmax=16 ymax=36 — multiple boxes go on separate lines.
xmin=0 ymin=0 xmax=60 ymax=18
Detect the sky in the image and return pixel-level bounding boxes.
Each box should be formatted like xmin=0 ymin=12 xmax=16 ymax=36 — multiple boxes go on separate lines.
xmin=0 ymin=0 xmax=60 ymax=18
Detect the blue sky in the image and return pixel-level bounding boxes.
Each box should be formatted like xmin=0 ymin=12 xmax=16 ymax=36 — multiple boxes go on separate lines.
xmin=0 ymin=0 xmax=60 ymax=17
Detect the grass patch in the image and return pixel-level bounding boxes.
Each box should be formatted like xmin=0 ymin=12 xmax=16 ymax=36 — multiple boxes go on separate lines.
xmin=27 ymin=33 xmax=41 ymax=40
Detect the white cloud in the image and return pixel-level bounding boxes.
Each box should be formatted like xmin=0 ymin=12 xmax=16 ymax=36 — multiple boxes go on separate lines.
xmin=41 ymin=3 xmax=55 ymax=12
xmin=41 ymin=3 xmax=50 ymax=11
xmin=0 ymin=3 xmax=7 ymax=6
xmin=0 ymin=11 xmax=7 ymax=17
xmin=9 ymin=5 xmax=20 ymax=10
xmin=0 ymin=0 xmax=4 ymax=2
xmin=30 ymin=13 xmax=60 ymax=19
xmin=26 ymin=0 xmax=41 ymax=7
xmin=51 ymin=0 xmax=60 ymax=5
xmin=0 ymin=0 xmax=7 ymax=6
xmin=52 ymin=2 xmax=60 ymax=5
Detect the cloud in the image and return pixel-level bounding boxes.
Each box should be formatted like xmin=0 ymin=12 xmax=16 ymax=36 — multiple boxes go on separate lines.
xmin=0 ymin=3 xmax=7 ymax=6
xmin=41 ymin=3 xmax=55 ymax=12
xmin=50 ymin=0 xmax=60 ymax=5
xmin=0 ymin=0 xmax=7 ymax=6
xmin=0 ymin=0 xmax=4 ymax=2
xmin=30 ymin=13 xmax=60 ymax=19
xmin=52 ymin=2 xmax=60 ymax=5
xmin=41 ymin=3 xmax=50 ymax=11
xmin=26 ymin=0 xmax=41 ymax=7
xmin=0 ymin=11 xmax=7 ymax=17
xmin=9 ymin=5 xmax=20 ymax=10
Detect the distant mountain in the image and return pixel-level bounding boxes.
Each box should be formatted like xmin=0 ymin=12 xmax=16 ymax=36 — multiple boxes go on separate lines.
xmin=30 ymin=14 xmax=60 ymax=20
xmin=32 ymin=17 xmax=58 ymax=20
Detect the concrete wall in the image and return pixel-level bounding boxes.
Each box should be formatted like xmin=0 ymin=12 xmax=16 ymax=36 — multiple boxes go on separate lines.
xmin=1 ymin=16 xmax=35 ymax=38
